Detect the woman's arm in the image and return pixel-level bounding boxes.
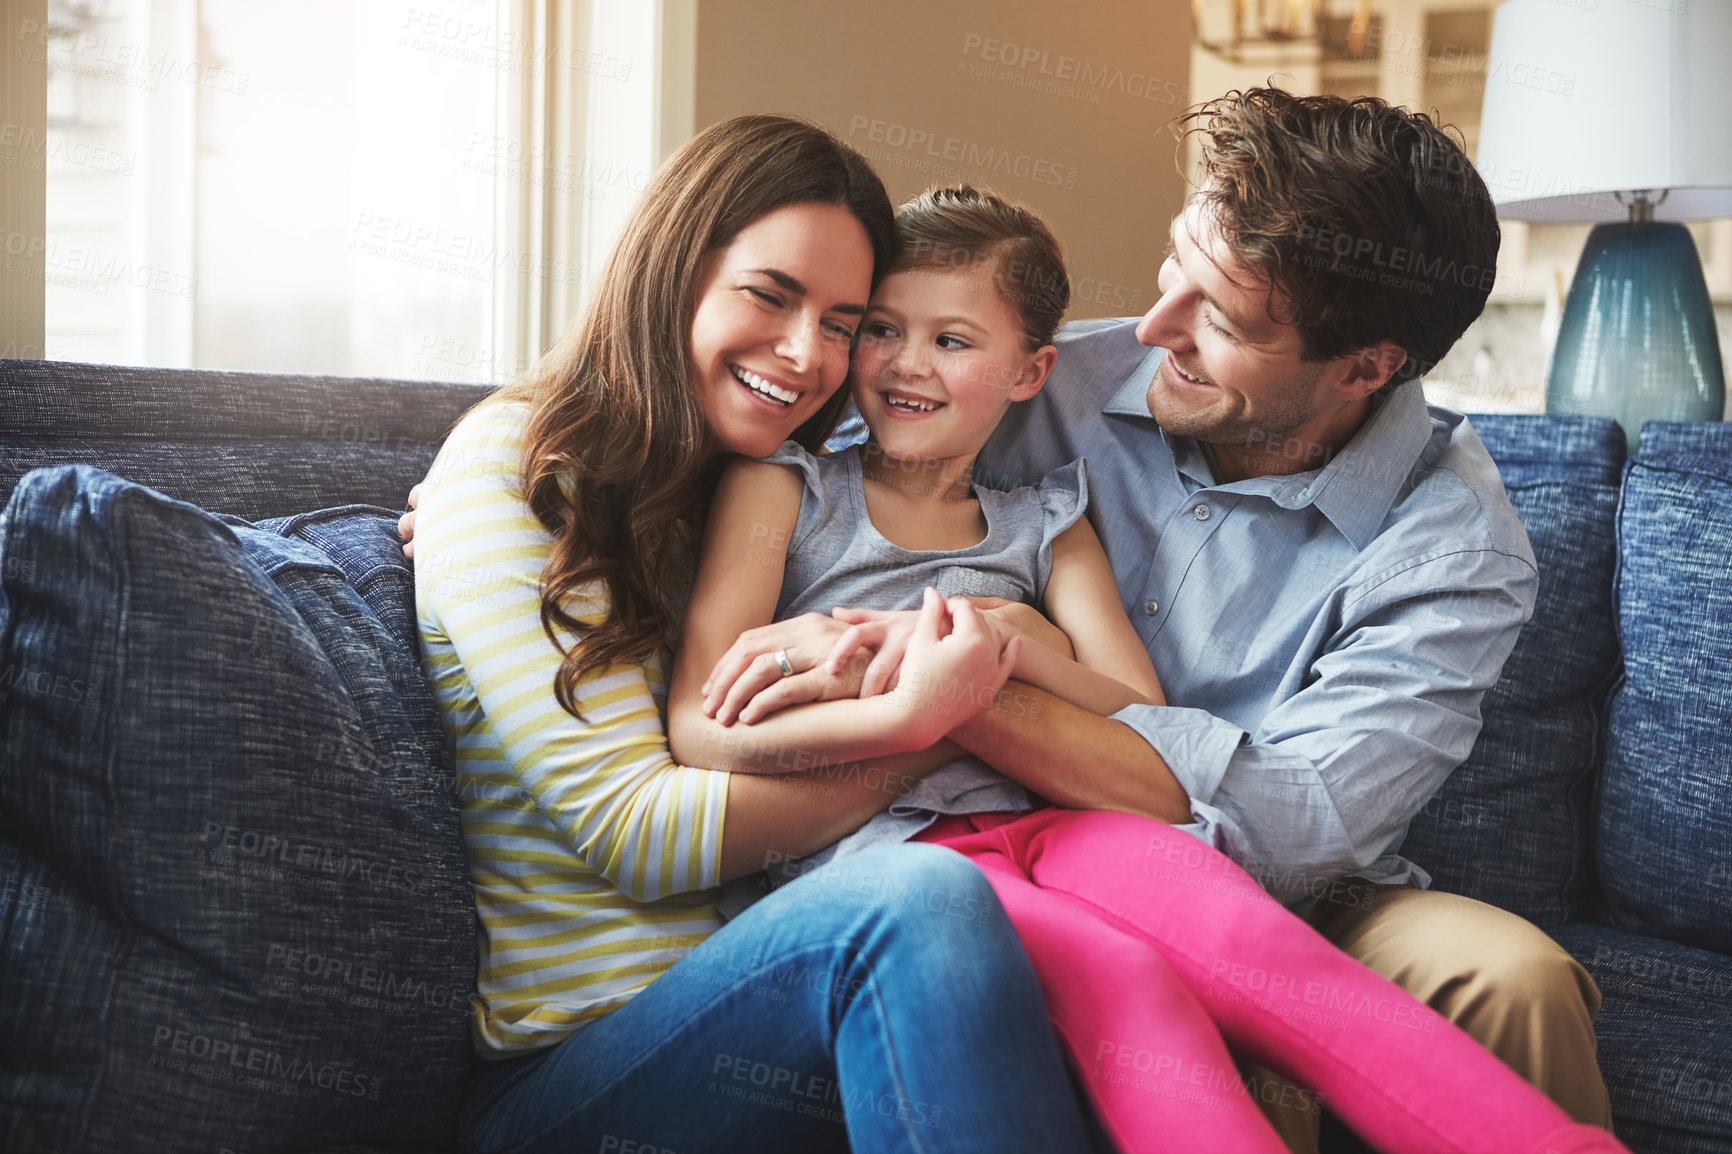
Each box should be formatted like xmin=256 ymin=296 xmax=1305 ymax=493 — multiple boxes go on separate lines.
xmin=420 ymin=408 xmax=1004 ymax=894
xmin=668 ymin=457 xmax=1011 ymax=772
xmin=419 ymin=403 xmax=750 ymax=901
xmin=1010 ymin=516 xmax=1167 ymax=714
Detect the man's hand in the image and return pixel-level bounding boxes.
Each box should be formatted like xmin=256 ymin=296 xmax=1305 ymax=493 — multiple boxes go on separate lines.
xmin=702 ymin=612 xmax=857 ymax=725
xmin=397 ymin=483 xmax=424 ymax=560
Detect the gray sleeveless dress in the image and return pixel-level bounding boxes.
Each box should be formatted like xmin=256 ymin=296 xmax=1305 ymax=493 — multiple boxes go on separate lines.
xmin=719 ymin=440 xmax=1089 ymax=917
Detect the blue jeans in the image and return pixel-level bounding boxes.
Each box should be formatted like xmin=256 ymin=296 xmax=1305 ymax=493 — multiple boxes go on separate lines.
xmin=459 ymin=843 xmax=1094 ymax=1153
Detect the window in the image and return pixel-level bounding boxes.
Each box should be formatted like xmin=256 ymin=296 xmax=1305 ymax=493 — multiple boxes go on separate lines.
xmin=28 ymin=0 xmax=681 ymax=382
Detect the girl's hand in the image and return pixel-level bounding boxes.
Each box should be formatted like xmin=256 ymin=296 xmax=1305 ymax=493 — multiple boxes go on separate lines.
xmin=703 ymin=612 xmax=853 ymax=724
xmin=830 ymin=599 xmax=1073 ymax=690
xmin=827 ymin=607 xmax=922 ymax=697
xmin=889 ymin=589 xmax=1022 ymax=745
xmin=968 ymin=597 xmax=1075 ymax=660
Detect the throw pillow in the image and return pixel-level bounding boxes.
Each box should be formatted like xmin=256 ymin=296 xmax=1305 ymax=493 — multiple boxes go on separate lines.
xmin=0 ymin=466 xmax=475 ymax=1153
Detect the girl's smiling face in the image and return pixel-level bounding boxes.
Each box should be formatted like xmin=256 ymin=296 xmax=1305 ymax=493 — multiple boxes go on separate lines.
xmin=851 ymin=262 xmax=1053 ymax=467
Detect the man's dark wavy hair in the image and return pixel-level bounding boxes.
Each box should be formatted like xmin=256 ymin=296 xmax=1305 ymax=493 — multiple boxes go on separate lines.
xmin=1178 ymin=87 xmax=1500 ymax=391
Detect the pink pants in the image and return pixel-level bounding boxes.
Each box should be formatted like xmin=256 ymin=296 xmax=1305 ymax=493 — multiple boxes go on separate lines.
xmin=914 ymin=808 xmax=1625 ymax=1154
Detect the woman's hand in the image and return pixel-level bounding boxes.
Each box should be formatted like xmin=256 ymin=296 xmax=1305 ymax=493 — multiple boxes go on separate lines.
xmin=703 ymin=612 xmax=858 ymax=725
xmin=888 ymin=589 xmax=1022 ymax=746
xmin=398 ymin=483 xmax=424 ymax=560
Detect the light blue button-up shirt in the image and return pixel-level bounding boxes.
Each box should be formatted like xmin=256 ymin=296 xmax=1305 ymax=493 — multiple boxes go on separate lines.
xmin=972 ymin=318 xmax=1538 ymax=906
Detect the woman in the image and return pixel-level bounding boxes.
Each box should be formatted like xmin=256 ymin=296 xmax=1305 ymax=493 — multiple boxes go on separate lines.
xmin=407 ymin=115 xmax=1095 ymax=1153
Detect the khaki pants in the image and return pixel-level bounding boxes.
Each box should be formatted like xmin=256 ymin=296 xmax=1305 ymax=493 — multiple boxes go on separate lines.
xmin=1242 ymin=882 xmax=1614 ymax=1152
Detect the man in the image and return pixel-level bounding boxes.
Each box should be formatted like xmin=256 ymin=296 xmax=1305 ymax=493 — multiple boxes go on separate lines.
xmin=950 ymin=87 xmax=1612 ymax=1144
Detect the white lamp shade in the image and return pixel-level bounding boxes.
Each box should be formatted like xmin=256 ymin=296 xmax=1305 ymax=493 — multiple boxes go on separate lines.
xmin=1476 ymin=0 xmax=1732 ymax=222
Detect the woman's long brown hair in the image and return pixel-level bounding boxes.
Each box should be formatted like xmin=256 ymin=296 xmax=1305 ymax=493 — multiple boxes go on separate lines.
xmin=492 ymin=115 xmax=895 ymax=718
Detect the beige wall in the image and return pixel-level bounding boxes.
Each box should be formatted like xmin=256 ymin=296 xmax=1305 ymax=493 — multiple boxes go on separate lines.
xmin=1 ymin=0 xmax=47 ymax=358
xmin=695 ymin=0 xmax=1193 ymax=321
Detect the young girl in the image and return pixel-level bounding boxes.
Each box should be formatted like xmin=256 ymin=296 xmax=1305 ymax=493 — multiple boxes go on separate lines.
xmin=668 ymin=185 xmax=1624 ymax=1154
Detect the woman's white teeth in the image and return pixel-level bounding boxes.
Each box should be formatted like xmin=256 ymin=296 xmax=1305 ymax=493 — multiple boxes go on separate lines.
xmin=733 ymin=366 xmax=797 ymax=406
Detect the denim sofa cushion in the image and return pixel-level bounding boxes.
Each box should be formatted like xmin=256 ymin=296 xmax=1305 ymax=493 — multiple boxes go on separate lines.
xmin=1398 ymin=415 xmax=1625 ymax=927
xmin=253 ymin=503 xmax=429 ymax=679
xmin=0 ymin=466 xmax=475 ymax=1154
xmin=1552 ymin=923 xmax=1732 ymax=1154
xmin=1599 ymin=422 xmax=1732 ymax=955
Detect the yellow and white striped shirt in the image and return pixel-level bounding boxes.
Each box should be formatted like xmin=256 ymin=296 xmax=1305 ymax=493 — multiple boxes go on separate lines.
xmin=414 ymin=400 xmax=729 ymax=1057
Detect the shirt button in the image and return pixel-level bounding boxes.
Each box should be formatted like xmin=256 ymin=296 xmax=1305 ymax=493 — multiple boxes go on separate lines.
xmin=1144 ymin=600 xmax=1160 ymax=616
xmin=1193 ymin=504 xmax=1211 ymax=521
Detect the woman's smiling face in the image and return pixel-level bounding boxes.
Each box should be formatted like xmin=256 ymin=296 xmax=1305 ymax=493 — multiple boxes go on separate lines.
xmin=689 ymin=201 xmax=876 ymax=459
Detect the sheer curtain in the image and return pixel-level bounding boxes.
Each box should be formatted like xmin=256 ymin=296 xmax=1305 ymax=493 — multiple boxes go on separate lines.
xmin=41 ymin=0 xmax=683 ymax=383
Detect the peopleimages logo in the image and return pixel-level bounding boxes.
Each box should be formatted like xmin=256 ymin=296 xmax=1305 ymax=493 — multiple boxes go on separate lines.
xmin=15 ymin=19 xmax=250 ymax=92
xmin=0 ymin=661 xmax=90 ymax=705
xmin=1295 ymin=224 xmax=1496 ymax=292
xmin=847 ymin=116 xmax=1079 ymax=190
xmin=0 ymin=229 xmax=197 ymax=298
xmin=0 ymin=121 xmax=135 ymax=174
xmin=148 ymin=1026 xmax=381 ymax=1099
xmin=200 ymin=821 xmax=431 ymax=895
xmin=959 ymin=33 xmax=1188 ymax=104
xmin=264 ymin=943 xmax=470 ymax=1012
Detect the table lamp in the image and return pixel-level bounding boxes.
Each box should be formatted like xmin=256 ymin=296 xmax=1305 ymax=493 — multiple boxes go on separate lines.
xmin=1475 ymin=0 xmax=1732 ymax=436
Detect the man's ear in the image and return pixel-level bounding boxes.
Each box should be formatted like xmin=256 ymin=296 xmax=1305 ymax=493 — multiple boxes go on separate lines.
xmin=1336 ymin=340 xmax=1408 ymax=400
xmin=1009 ymin=345 xmax=1058 ymax=403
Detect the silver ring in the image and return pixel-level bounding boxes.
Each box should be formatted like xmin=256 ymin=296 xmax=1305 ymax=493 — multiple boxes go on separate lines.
xmin=774 ymin=649 xmax=794 ymax=678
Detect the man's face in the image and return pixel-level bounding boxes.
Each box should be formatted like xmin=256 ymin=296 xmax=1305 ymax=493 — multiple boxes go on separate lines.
xmin=1134 ymin=197 xmax=1336 ymax=454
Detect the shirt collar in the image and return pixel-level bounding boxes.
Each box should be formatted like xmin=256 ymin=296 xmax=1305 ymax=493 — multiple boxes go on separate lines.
xmin=1298 ymin=379 xmax=1433 ymax=549
xmin=1102 ymin=348 xmax=1434 ymax=550
xmin=1102 ymin=344 xmax=1167 ymax=418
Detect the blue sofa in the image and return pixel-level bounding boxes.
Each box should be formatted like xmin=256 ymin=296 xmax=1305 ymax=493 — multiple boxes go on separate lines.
xmin=1 ymin=358 xmax=1728 ymax=1153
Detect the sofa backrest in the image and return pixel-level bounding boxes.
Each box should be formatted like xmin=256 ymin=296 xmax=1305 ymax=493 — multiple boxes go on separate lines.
xmin=1598 ymin=421 xmax=1732 ymax=954
xmin=10 ymin=361 xmax=1719 ymax=944
xmin=0 ymin=359 xmax=495 ymax=519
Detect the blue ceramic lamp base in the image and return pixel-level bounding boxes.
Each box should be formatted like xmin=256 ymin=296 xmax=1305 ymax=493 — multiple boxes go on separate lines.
xmin=1545 ymin=220 xmax=1726 ymax=437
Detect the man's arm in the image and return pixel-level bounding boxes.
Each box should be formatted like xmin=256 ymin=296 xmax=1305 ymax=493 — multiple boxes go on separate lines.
xmin=949 ymin=687 xmax=1193 ymax=822
xmin=719 ymin=759 xmax=946 ymax=880
xmin=952 ymin=549 xmax=1536 ymax=904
